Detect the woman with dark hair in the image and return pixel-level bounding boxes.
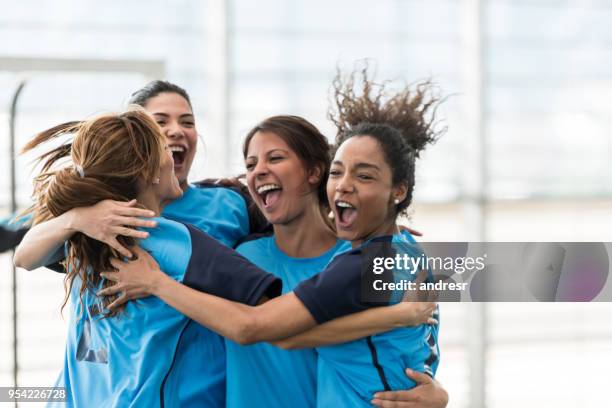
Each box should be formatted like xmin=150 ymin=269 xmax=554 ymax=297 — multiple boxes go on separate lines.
xmin=14 ymin=109 xmax=281 ymax=407
xmin=99 ymin=68 xmax=447 ymax=407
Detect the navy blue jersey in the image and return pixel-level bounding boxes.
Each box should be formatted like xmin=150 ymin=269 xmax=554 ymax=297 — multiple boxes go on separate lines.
xmin=226 ymin=235 xmax=349 ymax=408
xmin=294 ymin=233 xmax=440 ymax=407
xmin=52 ymin=217 xmax=280 ymax=408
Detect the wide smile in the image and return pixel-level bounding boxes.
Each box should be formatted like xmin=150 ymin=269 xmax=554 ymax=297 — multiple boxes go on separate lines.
xmin=256 ymin=183 xmax=283 ymax=209
xmin=335 ymin=199 xmax=358 ymax=229
xmin=169 ymin=145 xmax=188 ymax=168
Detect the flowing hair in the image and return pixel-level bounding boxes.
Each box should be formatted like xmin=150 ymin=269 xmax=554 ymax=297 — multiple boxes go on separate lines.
xmin=328 ymin=62 xmax=447 ymax=215
xmin=22 ymin=108 xmax=166 ymax=316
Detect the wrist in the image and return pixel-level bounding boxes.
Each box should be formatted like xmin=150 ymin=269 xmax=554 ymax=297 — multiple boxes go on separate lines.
xmin=63 ymin=208 xmax=81 ymax=234
xmin=149 ymin=268 xmax=169 ymax=296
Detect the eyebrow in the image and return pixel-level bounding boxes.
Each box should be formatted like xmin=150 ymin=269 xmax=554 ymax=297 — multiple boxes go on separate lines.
xmin=332 ymin=160 xmax=380 ymax=171
xmin=246 ymin=148 xmax=289 ymax=160
xmin=152 ymin=112 xmax=194 ymax=119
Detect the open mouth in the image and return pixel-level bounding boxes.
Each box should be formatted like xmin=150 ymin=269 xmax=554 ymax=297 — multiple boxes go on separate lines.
xmin=335 ymin=200 xmax=358 ymax=228
xmin=170 ymin=145 xmax=187 ymax=168
xmin=256 ymin=183 xmax=282 ymax=208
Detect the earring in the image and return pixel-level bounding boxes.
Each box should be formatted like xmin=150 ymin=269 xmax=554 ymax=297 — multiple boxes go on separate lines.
xmin=153 ymin=177 xmax=160 ymax=185
xmin=394 ymin=199 xmax=400 ymax=205
xmin=328 ymin=211 xmax=335 ymax=220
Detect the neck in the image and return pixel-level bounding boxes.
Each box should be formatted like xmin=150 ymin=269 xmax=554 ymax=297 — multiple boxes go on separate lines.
xmin=273 ymin=197 xmax=337 ymax=258
xmin=137 ymin=191 xmax=163 ymax=216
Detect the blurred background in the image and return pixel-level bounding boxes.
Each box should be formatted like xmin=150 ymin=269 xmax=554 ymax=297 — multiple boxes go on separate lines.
xmin=1 ymin=0 xmax=611 ymax=407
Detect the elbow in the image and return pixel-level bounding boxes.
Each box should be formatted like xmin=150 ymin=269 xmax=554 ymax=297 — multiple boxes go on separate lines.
xmin=13 ymin=250 xmax=33 ymax=271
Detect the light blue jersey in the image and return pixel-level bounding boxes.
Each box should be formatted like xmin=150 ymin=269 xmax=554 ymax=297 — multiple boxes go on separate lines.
xmin=225 ymin=235 xmax=348 ymax=408
xmin=52 ymin=215 xmax=280 ymax=407
xmin=163 ymin=183 xmax=249 ymax=247
xmin=160 ymin=183 xmax=250 ymax=406
xmin=295 ymin=233 xmax=440 ymax=407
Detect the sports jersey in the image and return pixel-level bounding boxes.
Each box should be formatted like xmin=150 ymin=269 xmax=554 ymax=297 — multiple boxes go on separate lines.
xmin=162 ymin=183 xmax=249 ymax=247
xmin=51 ymin=217 xmax=281 ymax=408
xmin=225 ymin=235 xmax=348 ymax=408
xmin=294 ymin=233 xmax=440 ymax=407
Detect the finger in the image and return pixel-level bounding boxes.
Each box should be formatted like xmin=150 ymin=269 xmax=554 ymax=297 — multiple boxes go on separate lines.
xmin=406 ymin=227 xmax=423 ymax=237
xmin=132 ymin=245 xmax=154 ymax=261
xmin=116 ymin=216 xmax=157 ymax=229
xmin=372 ymin=398 xmax=416 ymax=407
xmin=109 ymin=257 xmax=127 ymax=270
xmin=415 ymin=269 xmax=429 ymax=285
xmin=116 ymin=206 xmax=156 ymax=218
xmin=107 ymin=294 xmax=128 ymax=311
xmin=112 ymin=226 xmax=149 ymax=239
xmin=106 ymin=238 xmax=133 ymax=259
xmin=100 ymin=271 xmax=120 ymax=283
xmin=427 ymin=318 xmax=439 ymax=325
xmin=404 ymin=368 xmax=433 ymax=385
xmin=97 ymin=284 xmax=123 ymax=297
xmin=115 ymin=199 xmax=138 ymax=207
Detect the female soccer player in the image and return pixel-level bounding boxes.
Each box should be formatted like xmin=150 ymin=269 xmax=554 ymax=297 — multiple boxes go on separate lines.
xmin=14 ymin=109 xmax=282 ymax=407
xmin=99 ymin=68 xmax=445 ymax=407
xmin=15 ymin=81 xmax=254 ymax=407
xmin=227 ymin=115 xmax=445 ymax=408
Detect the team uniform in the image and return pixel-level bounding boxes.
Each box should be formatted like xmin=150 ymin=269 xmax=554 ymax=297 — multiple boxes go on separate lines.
xmin=294 ymin=233 xmax=440 ymax=407
xmin=225 ymin=235 xmax=349 ymax=408
xmin=163 ymin=183 xmax=250 ymax=247
xmin=50 ymin=184 xmax=254 ymax=407
xmin=159 ymin=183 xmax=250 ymax=406
xmin=52 ymin=217 xmax=281 ymax=408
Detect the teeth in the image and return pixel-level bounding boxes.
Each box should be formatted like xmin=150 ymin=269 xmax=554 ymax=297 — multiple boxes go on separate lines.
xmin=257 ymin=184 xmax=281 ymax=195
xmin=336 ymin=201 xmax=355 ymax=209
xmin=170 ymin=146 xmax=186 ymax=153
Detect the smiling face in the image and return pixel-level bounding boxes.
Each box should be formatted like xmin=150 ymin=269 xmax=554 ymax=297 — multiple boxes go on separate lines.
xmin=143 ymin=92 xmax=197 ymax=190
xmin=153 ymin=143 xmax=184 ymax=205
xmin=327 ymin=135 xmax=407 ymax=246
xmin=245 ymin=131 xmax=320 ymax=225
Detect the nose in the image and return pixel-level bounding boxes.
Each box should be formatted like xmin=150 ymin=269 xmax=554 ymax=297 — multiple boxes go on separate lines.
xmin=253 ymin=160 xmax=269 ymax=179
xmin=165 ymin=121 xmax=184 ymax=139
xmin=335 ymin=173 xmax=354 ymax=193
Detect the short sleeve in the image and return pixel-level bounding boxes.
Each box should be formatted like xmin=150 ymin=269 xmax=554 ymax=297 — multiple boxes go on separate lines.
xmin=0 ymin=226 xmax=28 ymax=253
xmin=182 ymin=223 xmax=282 ymax=306
xmin=292 ymin=252 xmax=368 ymax=324
xmin=293 ymin=241 xmax=398 ymax=324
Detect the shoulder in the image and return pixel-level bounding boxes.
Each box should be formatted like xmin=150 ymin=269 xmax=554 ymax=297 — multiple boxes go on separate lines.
xmin=192 ymin=180 xmax=247 ymax=203
xmin=140 ymin=217 xmax=193 ymax=255
xmin=234 ymin=232 xmax=274 ymax=252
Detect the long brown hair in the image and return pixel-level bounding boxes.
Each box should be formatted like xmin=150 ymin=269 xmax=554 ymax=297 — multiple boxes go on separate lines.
xmin=22 ymin=108 xmax=166 ymax=316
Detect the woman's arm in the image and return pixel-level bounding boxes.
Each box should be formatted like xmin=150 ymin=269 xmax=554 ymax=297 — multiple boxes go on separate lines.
xmin=14 ymin=210 xmax=79 ymax=270
xmin=100 ymin=246 xmax=317 ymax=344
xmin=13 ymin=200 xmax=156 ymax=270
xmin=272 ymin=301 xmax=437 ymax=349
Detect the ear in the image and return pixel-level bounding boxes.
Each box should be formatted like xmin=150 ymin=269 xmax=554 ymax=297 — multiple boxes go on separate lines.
xmin=307 ymin=165 xmax=323 ymax=185
xmin=391 ymin=182 xmax=408 ymax=205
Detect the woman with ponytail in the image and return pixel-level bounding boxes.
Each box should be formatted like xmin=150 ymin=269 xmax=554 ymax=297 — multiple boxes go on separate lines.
xmin=98 ymin=67 xmax=447 ymax=407
xmin=15 ymin=109 xmax=282 ymax=407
